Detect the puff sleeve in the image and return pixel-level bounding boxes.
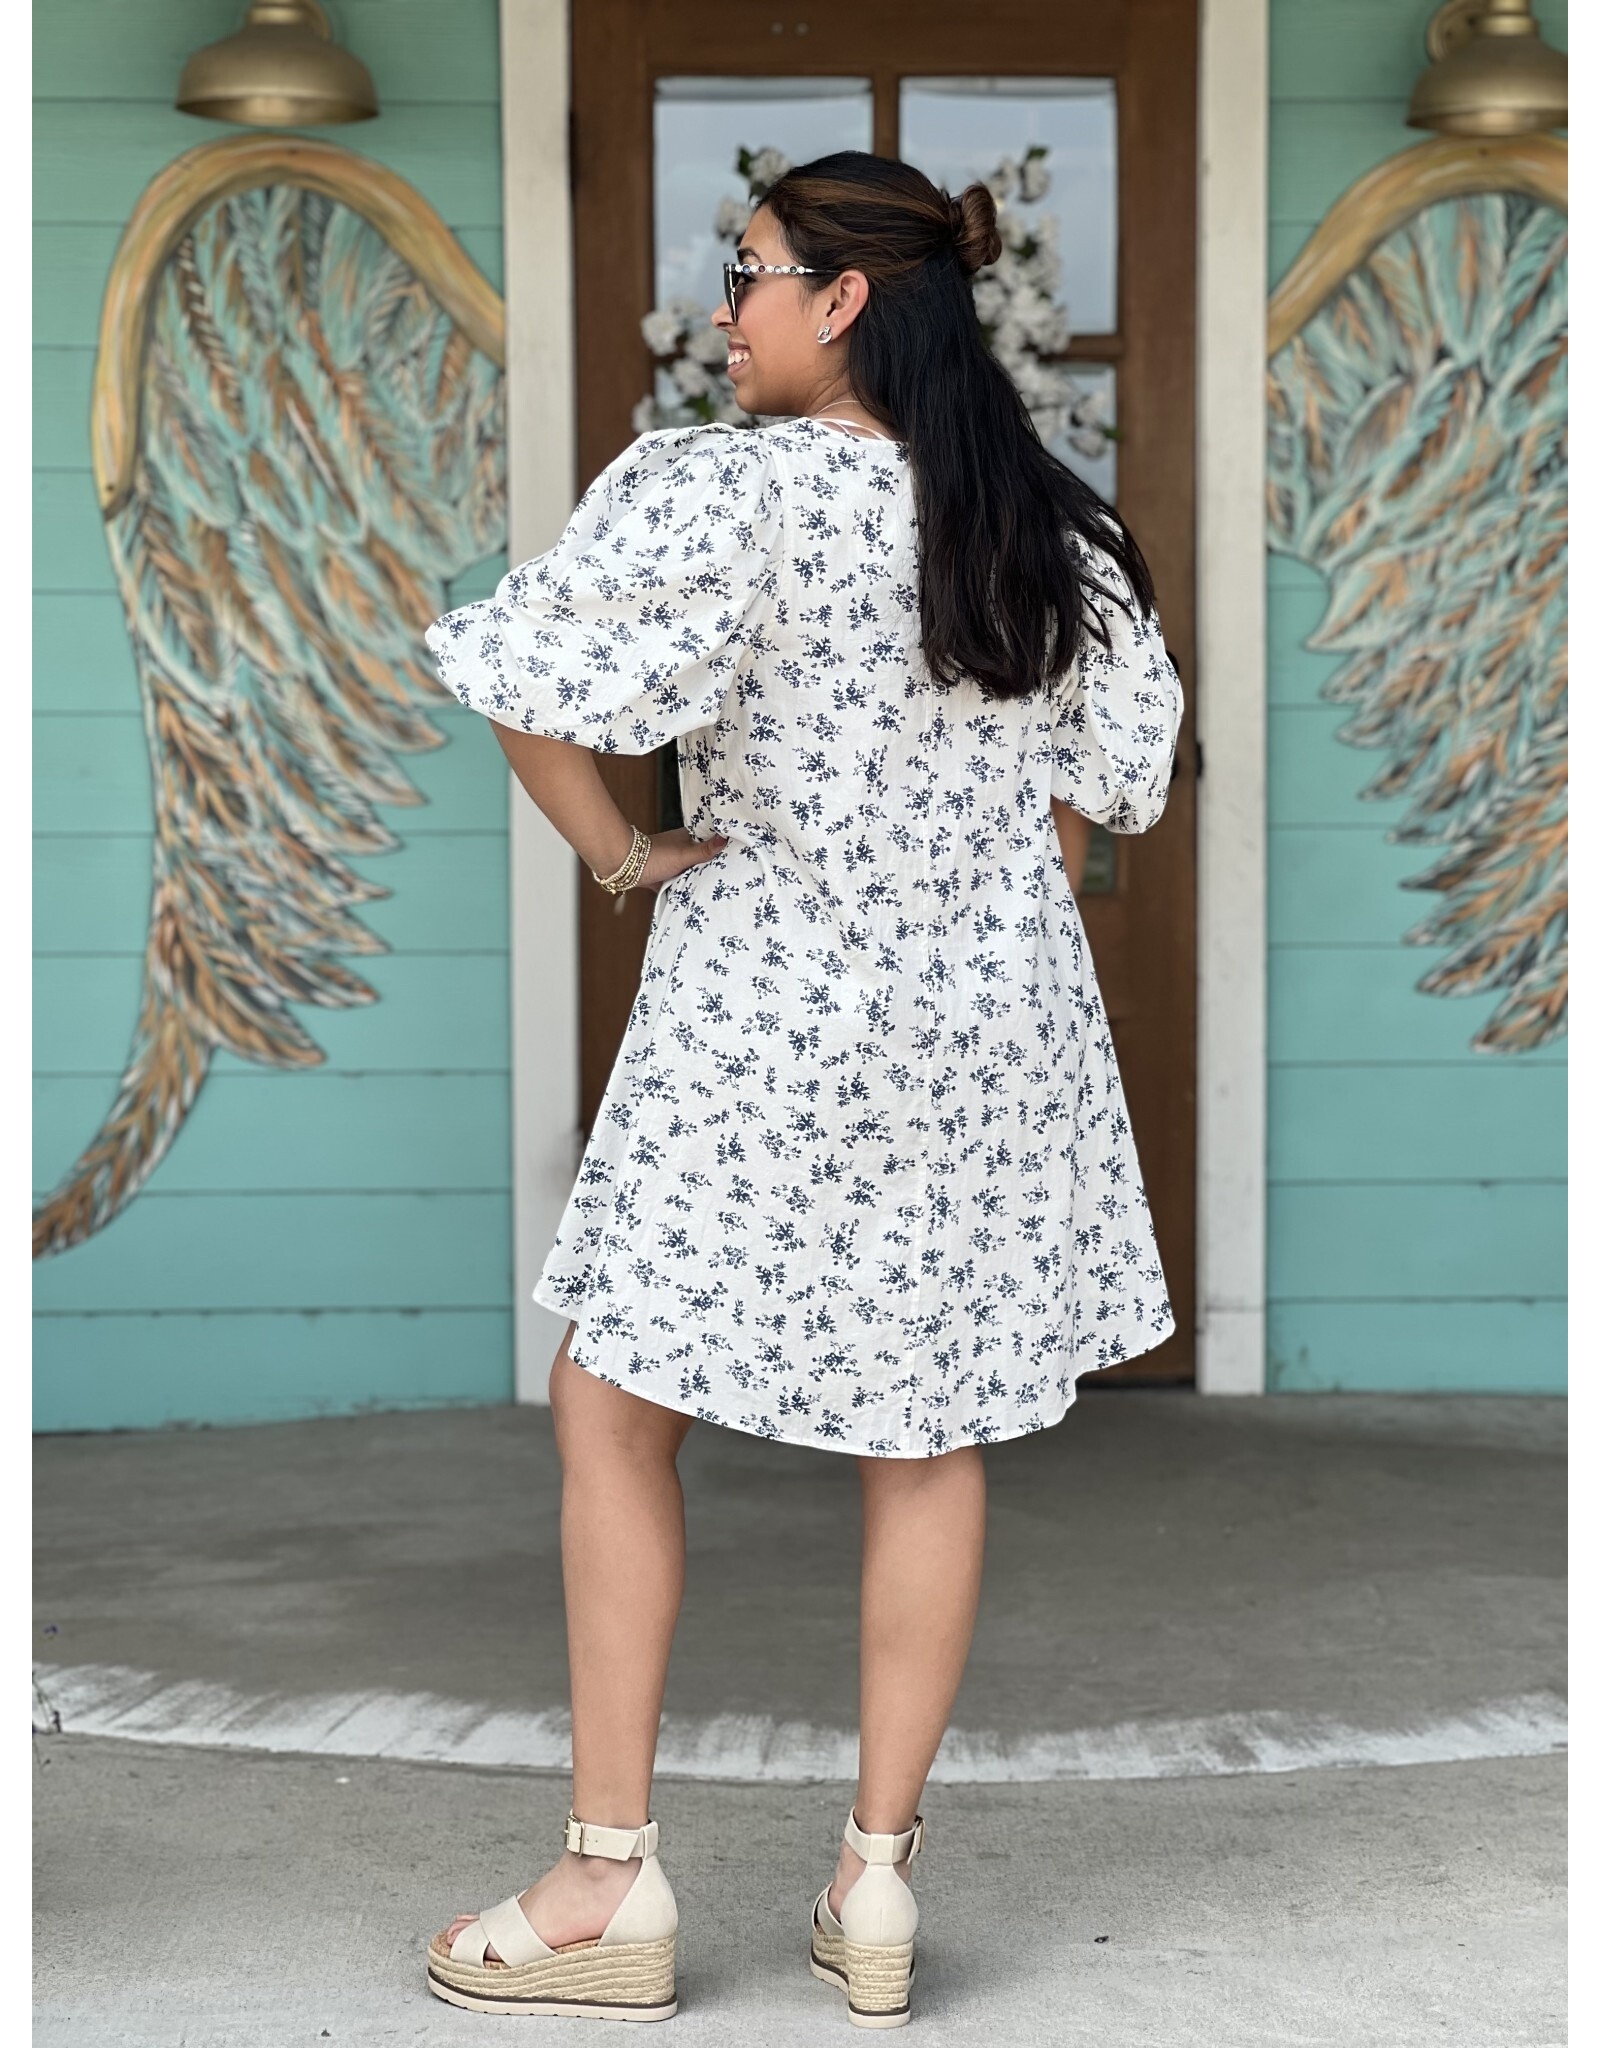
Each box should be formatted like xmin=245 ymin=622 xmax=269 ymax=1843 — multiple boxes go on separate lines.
xmin=1049 ymin=539 xmax=1184 ymax=832
xmin=424 ymin=423 xmax=782 ymax=754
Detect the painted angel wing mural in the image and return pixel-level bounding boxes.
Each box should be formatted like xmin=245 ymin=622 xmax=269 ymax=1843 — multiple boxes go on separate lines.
xmin=33 ymin=138 xmax=506 ymax=1258
xmin=1266 ymin=145 xmax=1566 ymax=1055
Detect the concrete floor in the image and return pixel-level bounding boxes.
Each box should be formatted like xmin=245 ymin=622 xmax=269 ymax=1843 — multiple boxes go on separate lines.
xmin=33 ymin=1390 xmax=1567 ymax=2045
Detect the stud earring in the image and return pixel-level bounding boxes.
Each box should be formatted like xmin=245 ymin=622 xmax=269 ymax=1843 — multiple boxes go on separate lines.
xmin=816 ymin=324 xmax=833 ymax=344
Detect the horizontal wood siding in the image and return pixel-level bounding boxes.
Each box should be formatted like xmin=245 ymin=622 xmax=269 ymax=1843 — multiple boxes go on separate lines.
xmin=1266 ymin=0 xmax=1568 ymax=1392
xmin=33 ymin=0 xmax=515 ymax=1429
xmin=33 ymin=1311 xmax=514 ymax=1433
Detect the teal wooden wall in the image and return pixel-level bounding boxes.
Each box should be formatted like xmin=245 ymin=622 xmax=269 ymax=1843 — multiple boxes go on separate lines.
xmin=36 ymin=4 xmax=1567 ymax=1426
xmin=33 ymin=1 xmax=515 ymax=1428
xmin=1266 ymin=0 xmax=1568 ymax=1391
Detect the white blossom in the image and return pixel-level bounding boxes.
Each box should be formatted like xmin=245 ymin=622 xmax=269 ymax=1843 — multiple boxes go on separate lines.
xmin=631 ymin=394 xmax=661 ymax=435
xmin=670 ymin=356 xmax=715 ymax=399
xmin=985 ymin=246 xmax=1026 ymax=296
xmin=996 ymin=206 xmax=1034 ymax=255
xmin=986 ymin=157 xmax=1019 ymax=203
xmin=1019 ymin=153 xmax=1051 ymax=203
xmin=1020 ymin=357 xmax=1078 ymax=413
xmin=641 ymin=307 xmax=685 ymax=356
xmin=747 ymin=146 xmax=791 ymax=191
xmin=1072 ymin=385 xmax=1114 ymax=431
xmin=971 ymin=275 xmax=1008 ymax=327
xmin=1009 ymin=287 xmax=1070 ymax=353
xmin=990 ymin=310 xmax=1034 ymax=363
xmin=1024 ymin=228 xmax=1064 ymax=298
xmin=1006 ymin=353 xmax=1048 ymax=405
xmin=1065 ymin=384 xmax=1114 ymax=458
xmin=714 ymin=195 xmax=754 ymax=242
xmin=680 ymin=324 xmax=726 ymax=367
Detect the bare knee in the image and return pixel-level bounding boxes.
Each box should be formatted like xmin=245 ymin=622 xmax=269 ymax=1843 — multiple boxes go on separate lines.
xmin=549 ymin=1339 xmax=694 ymax=1471
xmin=857 ymin=1442 xmax=986 ymax=1503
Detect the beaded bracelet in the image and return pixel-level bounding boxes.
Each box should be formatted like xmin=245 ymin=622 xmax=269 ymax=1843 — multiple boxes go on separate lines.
xmin=593 ymin=825 xmax=651 ymax=913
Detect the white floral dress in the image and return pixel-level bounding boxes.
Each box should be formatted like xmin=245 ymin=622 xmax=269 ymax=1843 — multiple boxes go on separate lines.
xmin=426 ymin=414 xmax=1184 ymax=1457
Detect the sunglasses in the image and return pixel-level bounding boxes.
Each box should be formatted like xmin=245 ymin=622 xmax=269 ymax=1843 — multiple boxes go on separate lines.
xmin=722 ymin=259 xmax=829 ymax=321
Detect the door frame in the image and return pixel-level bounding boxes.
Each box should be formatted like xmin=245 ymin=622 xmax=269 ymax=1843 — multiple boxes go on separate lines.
xmin=496 ymin=0 xmax=1269 ymax=1402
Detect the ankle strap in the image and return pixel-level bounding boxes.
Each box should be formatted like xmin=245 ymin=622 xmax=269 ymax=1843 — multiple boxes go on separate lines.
xmin=562 ymin=1812 xmax=658 ymax=1860
xmin=845 ymin=1808 xmax=925 ymax=1864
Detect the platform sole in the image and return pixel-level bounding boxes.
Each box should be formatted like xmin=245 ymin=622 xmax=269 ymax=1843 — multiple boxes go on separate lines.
xmin=810 ymin=1943 xmax=850 ymax=1992
xmin=810 ymin=1915 xmax=915 ymax=2029
xmin=845 ymin=1932 xmax=915 ymax=2029
xmin=427 ymin=1930 xmax=677 ymax=2021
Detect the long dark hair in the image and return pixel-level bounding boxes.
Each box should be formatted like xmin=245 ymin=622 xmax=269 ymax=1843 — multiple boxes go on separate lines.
xmin=761 ymin=151 xmax=1156 ymax=701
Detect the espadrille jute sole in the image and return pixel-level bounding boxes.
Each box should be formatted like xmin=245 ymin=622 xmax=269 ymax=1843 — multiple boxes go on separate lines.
xmin=426 ymin=1929 xmax=677 ymax=2021
xmin=841 ymin=1938 xmax=915 ymax=2029
xmin=809 ymin=1904 xmax=915 ymax=2029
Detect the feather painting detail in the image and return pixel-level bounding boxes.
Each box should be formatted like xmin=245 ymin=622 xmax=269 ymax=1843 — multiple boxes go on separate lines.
xmin=34 ymin=141 xmax=507 ymax=1260
xmin=1267 ymin=162 xmax=1566 ymax=1057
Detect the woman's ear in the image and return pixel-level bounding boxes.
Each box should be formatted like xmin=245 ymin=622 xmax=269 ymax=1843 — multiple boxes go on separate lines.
xmin=823 ymin=268 xmax=871 ymax=337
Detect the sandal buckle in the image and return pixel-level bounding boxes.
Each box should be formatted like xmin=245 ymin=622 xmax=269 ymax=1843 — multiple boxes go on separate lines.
xmin=562 ymin=1811 xmax=585 ymax=1855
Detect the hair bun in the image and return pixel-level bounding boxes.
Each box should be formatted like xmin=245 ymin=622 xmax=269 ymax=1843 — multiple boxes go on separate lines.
xmin=948 ymin=183 xmax=1001 ymax=275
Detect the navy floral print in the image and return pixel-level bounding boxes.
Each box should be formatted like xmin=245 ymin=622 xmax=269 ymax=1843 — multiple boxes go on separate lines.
xmin=426 ymin=414 xmax=1184 ymax=1457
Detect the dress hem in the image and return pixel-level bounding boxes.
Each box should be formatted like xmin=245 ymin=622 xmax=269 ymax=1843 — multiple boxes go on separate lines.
xmin=537 ymin=1280 xmax=1178 ymax=1460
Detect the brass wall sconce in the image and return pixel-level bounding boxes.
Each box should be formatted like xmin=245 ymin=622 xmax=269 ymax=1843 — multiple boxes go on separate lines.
xmin=176 ymin=0 xmax=379 ymax=127
xmin=1407 ymin=0 xmax=1566 ymax=137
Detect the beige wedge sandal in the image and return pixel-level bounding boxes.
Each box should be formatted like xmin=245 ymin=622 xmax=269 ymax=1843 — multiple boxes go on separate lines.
xmin=809 ymin=1808 xmax=924 ymax=2028
xmin=427 ymin=1811 xmax=678 ymax=2021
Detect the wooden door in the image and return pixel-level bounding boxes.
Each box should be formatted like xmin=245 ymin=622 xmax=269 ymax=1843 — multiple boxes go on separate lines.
xmin=570 ymin=0 xmax=1198 ymax=1383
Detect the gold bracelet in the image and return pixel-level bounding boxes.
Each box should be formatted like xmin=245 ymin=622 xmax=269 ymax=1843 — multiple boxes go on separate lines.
xmin=592 ymin=825 xmax=651 ymax=904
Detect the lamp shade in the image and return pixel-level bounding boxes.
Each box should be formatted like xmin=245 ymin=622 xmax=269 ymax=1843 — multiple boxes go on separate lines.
xmin=1407 ymin=0 xmax=1566 ymax=137
xmin=176 ymin=0 xmax=378 ymax=127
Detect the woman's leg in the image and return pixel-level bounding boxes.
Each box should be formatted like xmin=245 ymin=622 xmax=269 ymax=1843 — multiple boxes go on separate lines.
xmin=445 ymin=1326 xmax=696 ymax=1953
xmin=828 ymin=1445 xmax=988 ymax=1913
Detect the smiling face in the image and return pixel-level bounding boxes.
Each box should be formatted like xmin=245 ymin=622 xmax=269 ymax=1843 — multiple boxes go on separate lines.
xmin=710 ymin=204 xmax=868 ymax=420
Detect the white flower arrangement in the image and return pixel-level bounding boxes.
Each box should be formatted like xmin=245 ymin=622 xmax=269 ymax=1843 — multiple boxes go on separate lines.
xmin=635 ymin=141 xmax=1119 ymax=465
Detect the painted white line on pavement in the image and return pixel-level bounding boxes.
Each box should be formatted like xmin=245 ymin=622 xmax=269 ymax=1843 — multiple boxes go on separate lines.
xmin=31 ymin=1661 xmax=1567 ymax=1784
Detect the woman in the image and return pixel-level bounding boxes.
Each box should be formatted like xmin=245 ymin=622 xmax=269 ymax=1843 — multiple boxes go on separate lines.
xmin=422 ymin=151 xmax=1182 ymax=2027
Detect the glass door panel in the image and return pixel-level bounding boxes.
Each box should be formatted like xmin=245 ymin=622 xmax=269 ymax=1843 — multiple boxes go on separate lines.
xmin=654 ymin=76 xmax=874 ymax=310
xmin=899 ymin=77 xmax=1118 ymax=336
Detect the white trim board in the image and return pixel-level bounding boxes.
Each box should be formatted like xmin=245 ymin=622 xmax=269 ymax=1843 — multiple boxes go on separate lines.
xmin=500 ymin=1 xmax=1272 ymax=1404
xmin=1195 ymin=0 xmax=1270 ymax=1395
xmin=500 ymin=0 xmax=581 ymax=1403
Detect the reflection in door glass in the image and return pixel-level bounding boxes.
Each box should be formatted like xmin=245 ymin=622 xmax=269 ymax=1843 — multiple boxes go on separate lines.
xmin=900 ymin=78 xmax=1117 ymax=336
xmin=1057 ymin=363 xmax=1117 ymax=504
xmin=654 ymin=77 xmax=872 ymax=323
